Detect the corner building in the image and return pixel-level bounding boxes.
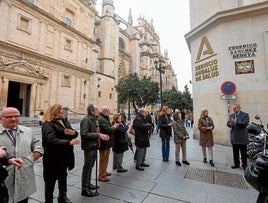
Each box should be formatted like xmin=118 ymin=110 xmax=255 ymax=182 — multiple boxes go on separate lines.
xmin=0 ymin=0 xmax=177 ymax=117
xmin=186 ymin=0 xmax=268 ymax=145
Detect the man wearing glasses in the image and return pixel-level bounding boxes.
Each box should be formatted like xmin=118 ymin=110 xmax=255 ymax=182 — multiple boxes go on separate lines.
xmin=0 ymin=107 xmax=43 ymax=203
xmin=227 ymin=103 xmax=249 ymax=170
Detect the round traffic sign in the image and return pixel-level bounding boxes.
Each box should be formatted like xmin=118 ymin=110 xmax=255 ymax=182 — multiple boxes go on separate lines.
xmin=221 ymin=81 xmax=236 ymax=95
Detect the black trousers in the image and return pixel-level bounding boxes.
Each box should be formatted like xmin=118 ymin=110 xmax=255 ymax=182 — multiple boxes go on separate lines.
xmin=81 ymin=150 xmax=96 ymax=191
xmin=232 ymin=144 xmax=248 ymax=167
xmin=44 ymin=170 xmax=68 ymax=202
xmin=0 ymin=182 xmax=8 ymax=203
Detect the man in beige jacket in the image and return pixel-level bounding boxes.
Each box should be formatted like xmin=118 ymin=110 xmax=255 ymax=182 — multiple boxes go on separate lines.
xmin=0 ymin=107 xmax=43 ymax=203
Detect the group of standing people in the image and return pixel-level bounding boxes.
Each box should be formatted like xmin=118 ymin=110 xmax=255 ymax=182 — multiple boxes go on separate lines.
xmin=80 ymin=104 xmax=135 ymax=197
xmin=157 ymin=106 xmax=190 ymax=166
xmin=156 ymin=103 xmax=249 ymax=171
xmin=197 ymin=103 xmax=250 ymax=169
xmin=0 ymin=102 xmax=255 ymax=202
xmin=156 ymin=105 xmax=211 ymax=168
xmin=0 ymin=104 xmax=133 ymax=203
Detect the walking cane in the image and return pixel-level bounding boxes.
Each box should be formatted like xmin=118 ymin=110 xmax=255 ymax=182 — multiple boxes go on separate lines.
xmin=95 ymin=120 xmax=100 ymax=195
xmin=95 ymin=143 xmax=98 ymax=194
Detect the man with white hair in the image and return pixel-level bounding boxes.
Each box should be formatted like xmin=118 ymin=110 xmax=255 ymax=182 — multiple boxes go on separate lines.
xmin=133 ymin=108 xmax=152 ymax=171
xmin=97 ymin=106 xmax=119 ymax=182
xmin=227 ymin=103 xmax=249 ymax=170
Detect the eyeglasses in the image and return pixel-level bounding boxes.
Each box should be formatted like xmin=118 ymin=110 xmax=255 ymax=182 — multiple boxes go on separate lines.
xmin=2 ymin=115 xmax=20 ymax=119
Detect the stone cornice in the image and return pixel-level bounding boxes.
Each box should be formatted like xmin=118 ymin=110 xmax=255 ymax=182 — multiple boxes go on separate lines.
xmin=0 ymin=40 xmax=94 ymax=76
xmin=96 ymin=72 xmax=115 ymax=80
xmin=185 ymin=1 xmax=268 ymax=50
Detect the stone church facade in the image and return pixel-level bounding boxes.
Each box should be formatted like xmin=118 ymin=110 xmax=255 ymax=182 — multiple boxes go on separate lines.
xmin=0 ymin=0 xmax=177 ymax=117
xmin=186 ymin=0 xmax=268 ymax=145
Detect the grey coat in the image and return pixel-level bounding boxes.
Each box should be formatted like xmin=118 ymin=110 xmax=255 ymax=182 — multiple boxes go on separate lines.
xmin=0 ymin=124 xmax=43 ymax=203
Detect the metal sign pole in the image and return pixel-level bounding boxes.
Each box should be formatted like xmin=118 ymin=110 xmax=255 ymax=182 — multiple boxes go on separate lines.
xmin=227 ymin=99 xmax=230 ymax=115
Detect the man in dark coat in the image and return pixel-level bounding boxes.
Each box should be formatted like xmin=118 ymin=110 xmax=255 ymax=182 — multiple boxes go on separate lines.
xmin=133 ymin=108 xmax=152 ymax=171
xmin=227 ymin=103 xmax=249 ymax=169
xmin=80 ymin=104 xmax=109 ymax=197
xmin=97 ymin=106 xmax=119 ymax=182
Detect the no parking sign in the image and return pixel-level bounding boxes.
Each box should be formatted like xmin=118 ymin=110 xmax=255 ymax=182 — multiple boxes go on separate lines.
xmin=221 ymin=81 xmax=237 ymax=114
xmin=221 ymin=81 xmax=236 ymax=95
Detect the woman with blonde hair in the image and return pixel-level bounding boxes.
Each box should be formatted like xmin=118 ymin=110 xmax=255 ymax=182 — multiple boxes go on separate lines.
xmin=198 ymin=108 xmax=215 ymax=167
xmin=41 ymin=104 xmax=80 ymax=203
xmin=112 ymin=113 xmax=131 ymax=173
xmin=158 ymin=106 xmax=173 ymax=162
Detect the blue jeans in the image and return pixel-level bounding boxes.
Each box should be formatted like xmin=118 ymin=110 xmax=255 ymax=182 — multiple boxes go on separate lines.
xmin=161 ymin=138 xmax=170 ymax=160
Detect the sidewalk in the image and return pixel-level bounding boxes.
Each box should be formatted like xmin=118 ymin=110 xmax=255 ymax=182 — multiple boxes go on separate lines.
xmin=29 ymin=124 xmax=258 ymax=203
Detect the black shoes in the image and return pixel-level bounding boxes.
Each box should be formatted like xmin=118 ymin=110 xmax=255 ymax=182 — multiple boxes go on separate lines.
xmin=182 ymin=160 xmax=190 ymax=165
xmin=231 ymin=165 xmax=240 ymax=169
xmin=176 ymin=161 xmax=182 ymax=166
xmin=117 ymin=168 xmax=128 ymax=173
xmin=57 ymin=195 xmax=72 ymax=203
xmin=203 ymin=159 xmax=214 ymax=167
xmin=89 ymin=183 xmax=99 ymax=190
xmin=209 ymin=160 xmax=214 ymax=167
xmin=163 ymin=158 xmax=169 ymax=162
xmin=135 ymin=166 xmax=144 ymax=171
xmin=176 ymin=160 xmax=190 ymax=166
xmin=81 ymin=190 xmax=99 ymax=197
xmin=141 ymin=163 xmax=150 ymax=167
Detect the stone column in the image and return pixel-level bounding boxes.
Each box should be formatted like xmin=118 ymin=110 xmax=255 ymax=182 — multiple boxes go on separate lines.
xmin=0 ymin=77 xmax=8 ymax=109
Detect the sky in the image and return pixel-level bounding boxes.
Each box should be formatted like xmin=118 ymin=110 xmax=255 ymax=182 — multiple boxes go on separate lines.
xmin=96 ymin=0 xmax=192 ymax=92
